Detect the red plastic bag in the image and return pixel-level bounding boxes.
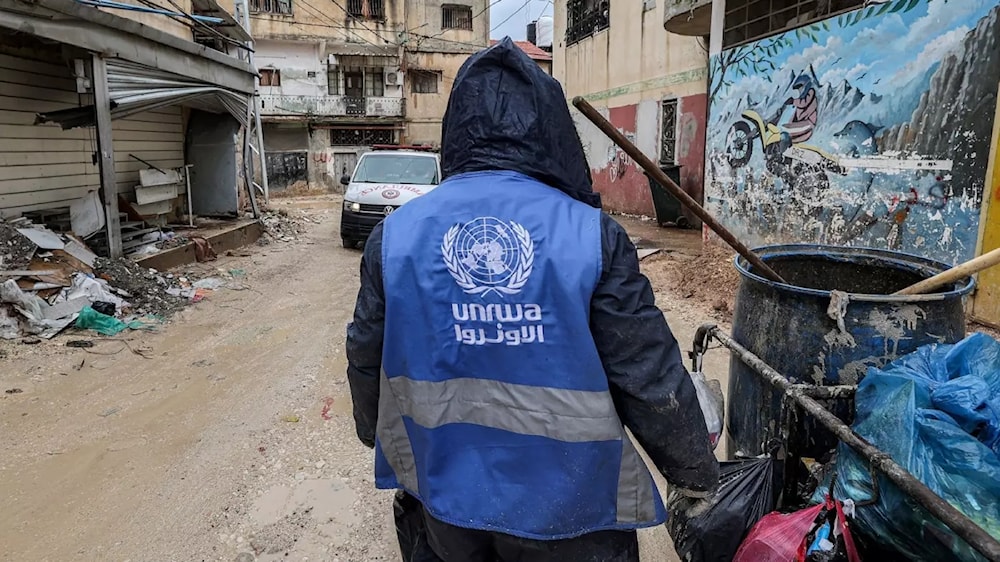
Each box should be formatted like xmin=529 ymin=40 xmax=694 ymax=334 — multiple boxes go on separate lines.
xmin=733 ymin=496 xmax=861 ymax=562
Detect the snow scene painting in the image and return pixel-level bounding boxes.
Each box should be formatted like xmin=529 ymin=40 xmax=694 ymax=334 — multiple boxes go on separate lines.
xmin=705 ymin=0 xmax=1000 ymax=264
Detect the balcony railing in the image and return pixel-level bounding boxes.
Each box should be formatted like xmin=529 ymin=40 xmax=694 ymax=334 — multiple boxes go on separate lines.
xmin=260 ymin=94 xmax=405 ymax=118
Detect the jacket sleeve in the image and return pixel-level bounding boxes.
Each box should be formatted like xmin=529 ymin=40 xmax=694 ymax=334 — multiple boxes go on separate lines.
xmin=346 ymin=222 xmax=385 ymax=449
xmin=590 ymin=213 xmax=720 ymax=493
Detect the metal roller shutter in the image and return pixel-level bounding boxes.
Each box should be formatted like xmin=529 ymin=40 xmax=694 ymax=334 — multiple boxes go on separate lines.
xmin=0 ymin=53 xmax=186 ymax=218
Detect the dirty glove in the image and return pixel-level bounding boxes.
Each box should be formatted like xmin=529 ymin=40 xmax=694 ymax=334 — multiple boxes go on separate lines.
xmin=666 ymin=486 xmax=717 ymax=519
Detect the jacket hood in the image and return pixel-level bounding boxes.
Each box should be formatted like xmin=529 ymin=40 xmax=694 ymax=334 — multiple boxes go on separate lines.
xmin=440 ymin=37 xmax=600 ymax=208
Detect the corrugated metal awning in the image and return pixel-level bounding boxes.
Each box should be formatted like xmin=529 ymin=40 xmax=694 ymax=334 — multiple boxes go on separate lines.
xmin=190 ymin=0 xmax=253 ymax=42
xmin=34 ymin=58 xmax=250 ymax=129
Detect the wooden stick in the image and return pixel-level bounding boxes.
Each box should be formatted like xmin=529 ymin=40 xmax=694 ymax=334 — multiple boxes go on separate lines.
xmin=571 ymin=97 xmax=787 ymax=284
xmin=896 ymin=247 xmax=1000 ymax=295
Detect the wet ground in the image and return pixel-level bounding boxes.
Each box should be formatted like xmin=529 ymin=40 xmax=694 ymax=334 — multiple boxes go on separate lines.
xmin=0 ymin=196 xmax=730 ymax=562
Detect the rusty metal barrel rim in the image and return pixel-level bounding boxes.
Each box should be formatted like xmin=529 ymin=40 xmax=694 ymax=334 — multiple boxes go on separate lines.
xmin=734 ymin=244 xmax=976 ymax=303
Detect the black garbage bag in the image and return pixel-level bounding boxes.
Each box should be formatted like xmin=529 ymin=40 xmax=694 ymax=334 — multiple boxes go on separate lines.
xmin=666 ymin=458 xmax=782 ymax=562
xmin=393 ymin=491 xmax=443 ymax=562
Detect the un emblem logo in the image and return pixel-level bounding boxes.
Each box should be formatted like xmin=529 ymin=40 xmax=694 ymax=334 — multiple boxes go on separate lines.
xmin=442 ymin=217 xmax=534 ymax=296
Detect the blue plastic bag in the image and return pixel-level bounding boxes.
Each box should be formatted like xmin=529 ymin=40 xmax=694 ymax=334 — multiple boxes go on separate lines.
xmin=823 ymin=333 xmax=1000 ymax=561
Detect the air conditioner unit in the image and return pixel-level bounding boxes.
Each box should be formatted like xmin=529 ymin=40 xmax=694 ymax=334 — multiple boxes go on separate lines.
xmin=384 ymin=68 xmax=404 ymax=87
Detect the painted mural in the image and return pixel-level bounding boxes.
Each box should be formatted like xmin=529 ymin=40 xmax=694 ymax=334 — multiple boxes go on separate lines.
xmin=706 ymin=0 xmax=1000 ymax=263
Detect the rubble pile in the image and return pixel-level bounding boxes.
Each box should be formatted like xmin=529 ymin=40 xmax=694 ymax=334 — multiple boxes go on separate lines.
xmin=259 ymin=208 xmax=309 ymax=244
xmin=0 ymin=222 xmax=36 ymax=270
xmin=0 ymin=220 xmax=207 ymax=341
xmin=93 ymin=258 xmax=186 ymax=316
xmin=642 ymin=244 xmax=740 ymax=319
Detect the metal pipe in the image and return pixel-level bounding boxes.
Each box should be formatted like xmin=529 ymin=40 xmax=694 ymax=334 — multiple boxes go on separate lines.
xmin=571 ymin=97 xmax=787 ymax=285
xmin=129 ymin=153 xmax=165 ymax=174
xmin=707 ymin=327 xmax=1000 ymax=561
xmin=183 ymin=164 xmax=194 ymax=228
xmin=74 ymin=0 xmax=225 ymax=23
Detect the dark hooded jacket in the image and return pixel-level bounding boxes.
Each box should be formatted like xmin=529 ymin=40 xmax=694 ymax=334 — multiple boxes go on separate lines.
xmin=346 ymin=38 xmax=719 ymax=494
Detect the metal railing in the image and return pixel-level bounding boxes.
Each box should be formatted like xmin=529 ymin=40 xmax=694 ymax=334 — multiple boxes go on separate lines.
xmin=259 ymin=94 xmax=404 ymax=117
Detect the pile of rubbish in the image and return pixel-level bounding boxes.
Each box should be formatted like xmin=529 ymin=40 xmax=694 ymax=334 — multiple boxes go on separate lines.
xmin=824 ymin=332 xmax=1000 ymax=561
xmin=0 ymin=220 xmax=209 ymax=340
xmin=668 ymin=332 xmax=1000 ymax=562
xmin=259 ymin=208 xmax=310 ymax=244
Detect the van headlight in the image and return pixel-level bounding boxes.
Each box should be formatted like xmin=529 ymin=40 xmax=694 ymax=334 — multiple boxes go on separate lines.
xmin=344 ymin=200 xmax=361 ymax=212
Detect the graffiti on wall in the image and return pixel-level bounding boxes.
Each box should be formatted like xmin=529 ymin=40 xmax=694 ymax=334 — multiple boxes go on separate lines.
xmin=706 ymin=0 xmax=1000 ymax=263
xmin=608 ymin=131 xmax=636 ymax=182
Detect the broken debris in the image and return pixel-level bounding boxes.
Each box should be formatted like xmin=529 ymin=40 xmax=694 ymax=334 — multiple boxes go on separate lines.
xmin=0 ymin=222 xmax=37 ymax=271
xmin=93 ymin=258 xmax=185 ymax=316
xmin=0 ymin=216 xmax=233 ymax=340
xmin=259 ymin=208 xmax=308 ymax=244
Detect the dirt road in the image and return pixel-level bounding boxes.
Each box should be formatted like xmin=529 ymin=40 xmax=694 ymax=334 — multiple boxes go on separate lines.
xmin=0 ymin=197 xmax=729 ymax=562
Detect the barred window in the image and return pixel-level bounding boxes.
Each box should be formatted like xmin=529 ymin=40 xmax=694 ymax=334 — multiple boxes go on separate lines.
xmin=660 ymin=99 xmax=678 ymax=165
xmin=347 ymin=0 xmax=385 ymax=19
xmin=330 ymin=128 xmax=396 ymax=146
xmin=723 ymin=0 xmax=862 ymax=48
xmin=410 ymin=70 xmax=440 ymax=94
xmin=442 ymin=4 xmax=473 ymax=30
xmin=249 ymin=0 xmax=291 ymax=15
xmin=566 ymin=0 xmax=609 ymax=46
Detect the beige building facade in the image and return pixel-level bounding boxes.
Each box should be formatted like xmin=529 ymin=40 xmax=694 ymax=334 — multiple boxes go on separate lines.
xmin=553 ymin=0 xmax=709 ymax=223
xmin=249 ymin=0 xmax=489 ymax=191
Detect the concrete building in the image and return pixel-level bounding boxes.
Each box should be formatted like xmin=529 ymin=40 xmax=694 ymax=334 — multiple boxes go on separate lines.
xmin=684 ymin=0 xmax=1000 ymax=324
xmin=249 ymin=0 xmax=490 ymax=191
xmin=0 ymin=0 xmax=256 ymax=257
xmin=552 ymin=0 xmax=709 ymax=225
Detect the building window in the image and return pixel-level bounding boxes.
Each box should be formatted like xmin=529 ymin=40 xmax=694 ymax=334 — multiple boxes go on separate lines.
xmin=723 ymin=0 xmax=863 ymax=48
xmin=566 ymin=0 xmax=609 ymax=46
xmin=249 ymin=0 xmax=291 ymax=15
xmin=327 ymin=66 xmax=340 ymax=95
xmin=410 ymin=70 xmax=440 ymax=94
xmin=660 ymin=99 xmax=678 ymax=165
xmin=330 ymin=128 xmax=397 ymax=146
xmin=442 ymin=4 xmax=473 ymax=30
xmin=260 ymin=68 xmax=281 ymax=86
xmin=364 ymin=68 xmax=385 ymax=97
xmin=347 ymin=0 xmax=384 ymax=19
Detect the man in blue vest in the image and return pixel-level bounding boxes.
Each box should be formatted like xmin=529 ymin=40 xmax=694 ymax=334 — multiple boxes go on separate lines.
xmin=347 ymin=38 xmax=720 ymax=562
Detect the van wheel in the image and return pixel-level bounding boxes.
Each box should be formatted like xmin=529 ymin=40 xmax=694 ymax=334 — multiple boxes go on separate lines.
xmin=342 ymin=238 xmax=356 ymax=249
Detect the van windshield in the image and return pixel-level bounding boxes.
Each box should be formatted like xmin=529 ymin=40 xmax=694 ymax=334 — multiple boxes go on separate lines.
xmin=352 ymin=154 xmax=439 ymax=185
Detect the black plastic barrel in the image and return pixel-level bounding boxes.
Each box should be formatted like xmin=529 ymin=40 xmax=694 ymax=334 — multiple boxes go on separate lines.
xmin=727 ymin=244 xmax=975 ymax=461
xmin=645 ymin=165 xmax=689 ymax=228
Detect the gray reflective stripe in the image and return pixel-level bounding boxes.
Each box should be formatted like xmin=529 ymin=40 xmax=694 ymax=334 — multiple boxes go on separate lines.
xmin=377 ymin=373 xmax=661 ymax=525
xmin=376 ymin=371 xmax=419 ymax=493
xmin=387 ymin=376 xmax=621 ymax=442
xmin=616 ymin=434 xmax=658 ymax=524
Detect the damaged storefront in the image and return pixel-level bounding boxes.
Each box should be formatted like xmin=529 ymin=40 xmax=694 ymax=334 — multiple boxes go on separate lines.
xmin=0 ymin=0 xmax=259 ymax=258
xmin=0 ymin=0 xmax=262 ymax=339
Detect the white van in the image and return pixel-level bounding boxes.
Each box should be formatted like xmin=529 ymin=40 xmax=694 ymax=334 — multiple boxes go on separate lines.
xmin=339 ymin=148 xmax=442 ymax=248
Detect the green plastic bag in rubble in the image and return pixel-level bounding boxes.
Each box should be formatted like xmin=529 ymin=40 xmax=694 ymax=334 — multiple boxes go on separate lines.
xmin=74 ymin=306 xmax=143 ymax=336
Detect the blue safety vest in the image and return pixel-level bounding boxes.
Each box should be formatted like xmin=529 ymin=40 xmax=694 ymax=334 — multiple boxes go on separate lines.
xmin=377 ymin=170 xmax=666 ymax=540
